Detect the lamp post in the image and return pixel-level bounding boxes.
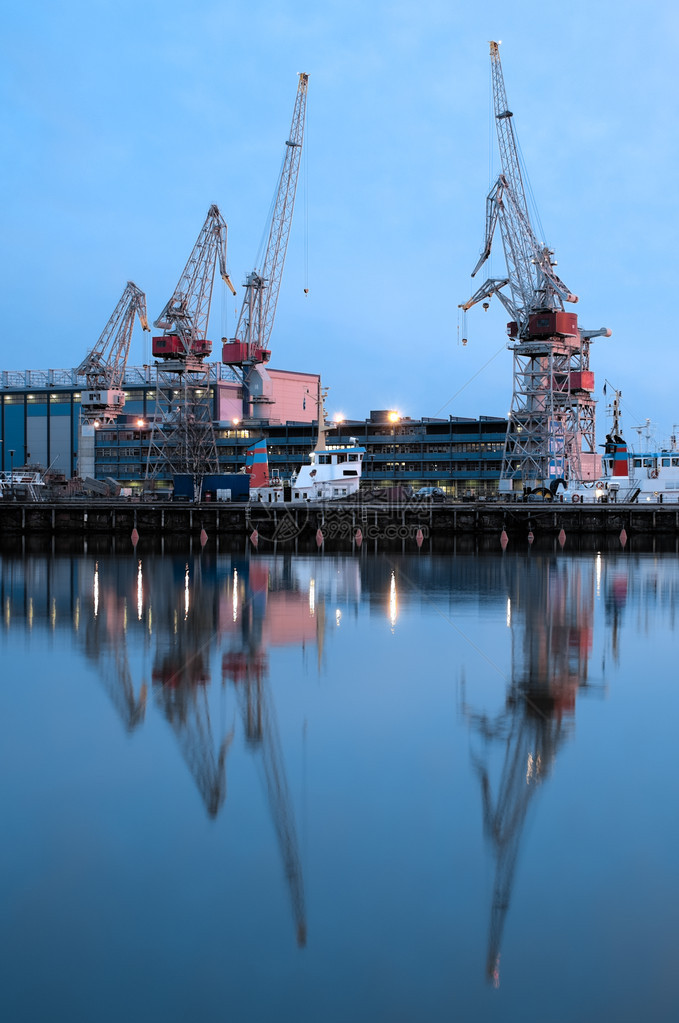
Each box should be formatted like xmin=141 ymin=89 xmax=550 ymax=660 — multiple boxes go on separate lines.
xmin=9 ymin=449 xmax=15 ymax=500
xmin=136 ymin=419 xmax=145 ymax=491
xmin=388 ymin=411 xmax=400 ymax=484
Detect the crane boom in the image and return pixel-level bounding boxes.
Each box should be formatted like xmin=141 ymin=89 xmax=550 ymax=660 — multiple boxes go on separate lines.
xmin=490 ymin=41 xmax=529 ymax=230
xmin=153 ymin=204 xmax=235 ymax=362
xmin=461 ymin=43 xmax=577 ymax=331
xmin=222 ymin=73 xmax=309 ymax=417
xmin=77 ymin=281 xmax=149 ymax=425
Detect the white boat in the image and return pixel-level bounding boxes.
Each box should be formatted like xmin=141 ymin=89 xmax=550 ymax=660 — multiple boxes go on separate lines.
xmin=245 ymin=401 xmax=365 ymax=504
xmin=566 ymin=392 xmax=679 ymax=504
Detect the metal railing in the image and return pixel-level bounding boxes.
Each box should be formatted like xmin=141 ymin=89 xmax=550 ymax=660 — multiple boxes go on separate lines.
xmin=0 ymin=363 xmax=238 ymax=391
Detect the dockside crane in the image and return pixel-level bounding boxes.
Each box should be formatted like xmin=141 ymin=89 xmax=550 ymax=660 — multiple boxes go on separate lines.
xmin=146 ymin=205 xmax=236 ymax=486
xmin=460 ymin=43 xmax=611 ymax=491
xmin=152 ymin=204 xmax=236 ymax=362
xmin=222 ymin=73 xmax=309 ymax=420
xmin=77 ymin=281 xmax=149 ymax=426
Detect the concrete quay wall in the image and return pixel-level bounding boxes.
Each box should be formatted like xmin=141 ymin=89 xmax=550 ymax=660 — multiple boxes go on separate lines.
xmin=1 ymin=500 xmax=679 ymax=545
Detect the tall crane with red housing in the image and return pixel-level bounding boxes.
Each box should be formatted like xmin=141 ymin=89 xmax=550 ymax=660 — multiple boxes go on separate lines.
xmin=222 ymin=73 xmax=309 ymax=420
xmin=460 ymin=43 xmax=610 ymax=493
xmin=146 ymin=205 xmax=236 ymax=486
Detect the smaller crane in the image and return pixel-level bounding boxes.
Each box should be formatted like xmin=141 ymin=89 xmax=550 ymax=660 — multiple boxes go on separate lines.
xmin=77 ymin=281 xmax=149 ymax=425
xmin=146 ymin=205 xmax=236 ymax=484
xmin=153 ymin=204 xmax=236 ymax=363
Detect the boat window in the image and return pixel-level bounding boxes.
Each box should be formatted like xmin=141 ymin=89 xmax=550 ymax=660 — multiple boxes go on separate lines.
xmin=318 ymin=454 xmax=331 ymax=465
xmin=673 ymin=458 xmax=679 ymax=467
xmin=662 ymin=458 xmax=670 ymax=467
xmin=337 ymin=454 xmax=347 ymax=463
xmin=634 ymin=459 xmax=642 ymax=468
xmin=643 ymin=459 xmax=652 ymax=467
xmin=343 ymin=470 xmax=358 ymax=476
xmin=349 ymin=453 xmax=358 ymax=462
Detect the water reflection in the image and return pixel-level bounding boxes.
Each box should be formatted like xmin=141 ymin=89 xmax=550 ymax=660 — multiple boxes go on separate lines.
xmin=83 ymin=565 xmax=148 ymax=732
xmin=462 ymin=557 xmax=598 ymax=986
xmin=1 ymin=549 xmax=678 ymax=990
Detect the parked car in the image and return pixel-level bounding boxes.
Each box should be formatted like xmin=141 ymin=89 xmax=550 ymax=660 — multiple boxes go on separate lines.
xmin=415 ymin=487 xmax=445 ymax=503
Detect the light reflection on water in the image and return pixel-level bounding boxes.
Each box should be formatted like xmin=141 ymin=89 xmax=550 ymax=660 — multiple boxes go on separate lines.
xmin=1 ymin=551 xmax=678 ymax=1022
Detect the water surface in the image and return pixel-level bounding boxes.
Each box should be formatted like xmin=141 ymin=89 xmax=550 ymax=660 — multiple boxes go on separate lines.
xmin=1 ymin=549 xmax=678 ymax=1022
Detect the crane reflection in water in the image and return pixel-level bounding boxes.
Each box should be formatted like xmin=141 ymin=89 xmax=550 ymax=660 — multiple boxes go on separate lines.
xmin=71 ymin=554 xmax=344 ymax=948
xmin=461 ymin=556 xmax=602 ymax=987
xmin=150 ymin=556 xmax=334 ymax=947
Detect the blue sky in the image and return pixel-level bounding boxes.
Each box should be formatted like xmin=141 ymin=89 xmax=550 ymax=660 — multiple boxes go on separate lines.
xmin=2 ymin=0 xmax=678 ymax=442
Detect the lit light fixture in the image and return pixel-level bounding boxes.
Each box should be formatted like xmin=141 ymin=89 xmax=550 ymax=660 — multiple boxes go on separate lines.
xmin=136 ymin=418 xmax=145 ymax=427
xmin=232 ymin=417 xmax=240 ymax=426
xmin=388 ymin=411 xmax=400 ymax=423
xmin=334 ymin=413 xmax=345 ymax=424
xmin=389 ymin=571 xmax=398 ymax=629
xmin=137 ymin=559 xmax=143 ymax=620
xmin=93 ymin=420 xmax=100 ymax=428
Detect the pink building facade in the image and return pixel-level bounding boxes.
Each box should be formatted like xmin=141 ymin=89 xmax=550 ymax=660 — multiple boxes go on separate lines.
xmin=216 ymin=367 xmax=321 ymax=424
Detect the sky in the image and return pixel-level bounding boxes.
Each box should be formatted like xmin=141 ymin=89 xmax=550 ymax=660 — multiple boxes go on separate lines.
xmin=2 ymin=0 xmax=679 ymax=443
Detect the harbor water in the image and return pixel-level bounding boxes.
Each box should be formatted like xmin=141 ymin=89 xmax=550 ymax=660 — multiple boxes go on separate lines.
xmin=1 ymin=548 xmax=678 ymax=1022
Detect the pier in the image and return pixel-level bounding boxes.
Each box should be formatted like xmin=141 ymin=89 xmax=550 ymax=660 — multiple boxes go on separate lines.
xmin=2 ymin=499 xmax=679 ymax=548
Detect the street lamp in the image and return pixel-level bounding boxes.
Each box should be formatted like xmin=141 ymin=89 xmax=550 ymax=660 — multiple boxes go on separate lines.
xmin=136 ymin=420 xmax=146 ymax=487
xmin=388 ymin=411 xmax=400 ymax=481
xmin=9 ymin=449 xmax=15 ymax=500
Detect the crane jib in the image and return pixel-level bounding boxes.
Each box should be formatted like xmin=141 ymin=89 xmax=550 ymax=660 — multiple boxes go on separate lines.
xmin=224 ymin=73 xmax=309 ymax=419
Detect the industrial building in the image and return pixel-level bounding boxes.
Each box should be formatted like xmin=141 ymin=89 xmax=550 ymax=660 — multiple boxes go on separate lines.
xmin=0 ymin=366 xmax=507 ymax=496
